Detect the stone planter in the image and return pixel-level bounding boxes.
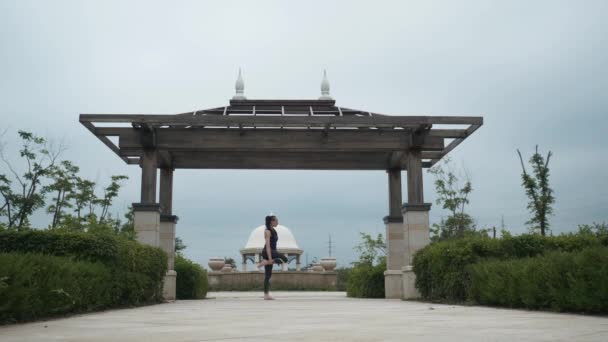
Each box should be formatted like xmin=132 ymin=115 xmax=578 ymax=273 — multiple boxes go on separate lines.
xmin=320 ymin=257 xmax=337 ymax=271
xmin=208 ymin=257 xmax=225 ymax=272
xmin=311 ymin=263 xmax=323 ymax=272
xmin=221 ymin=264 xmax=233 ymax=273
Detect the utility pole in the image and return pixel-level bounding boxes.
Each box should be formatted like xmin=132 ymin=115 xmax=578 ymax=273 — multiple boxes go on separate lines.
xmin=327 ymin=234 xmax=335 ymax=257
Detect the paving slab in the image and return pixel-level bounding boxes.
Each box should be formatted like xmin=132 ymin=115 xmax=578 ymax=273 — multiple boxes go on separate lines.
xmin=1 ymin=291 xmax=607 ymax=341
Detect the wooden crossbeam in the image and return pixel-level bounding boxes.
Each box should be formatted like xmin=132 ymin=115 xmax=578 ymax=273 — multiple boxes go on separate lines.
xmin=116 ymin=128 xmax=444 ymax=153
xmin=169 ymin=151 xmax=391 ymax=170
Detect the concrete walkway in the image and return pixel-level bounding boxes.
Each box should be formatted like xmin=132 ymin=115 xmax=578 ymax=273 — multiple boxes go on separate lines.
xmin=1 ymin=292 xmax=607 ymax=341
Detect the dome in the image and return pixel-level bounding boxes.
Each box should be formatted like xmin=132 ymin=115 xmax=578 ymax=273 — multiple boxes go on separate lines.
xmin=241 ymin=224 xmax=301 ymax=253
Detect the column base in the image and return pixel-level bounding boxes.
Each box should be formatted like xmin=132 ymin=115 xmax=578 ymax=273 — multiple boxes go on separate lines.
xmin=163 ymin=270 xmax=177 ymax=301
xmin=133 ymin=203 xmax=161 ymax=247
xmin=384 ymin=270 xmax=403 ymax=298
xmin=402 ymin=266 xmax=420 ymax=299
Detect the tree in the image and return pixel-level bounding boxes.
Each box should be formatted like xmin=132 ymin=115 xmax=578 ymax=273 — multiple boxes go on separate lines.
xmin=577 ymin=222 xmax=607 ymax=237
xmin=427 ymin=157 xmax=475 ymax=241
xmin=95 ymin=175 xmax=128 ymax=224
xmin=0 ymin=131 xmax=64 ymax=229
xmin=353 ymin=232 xmax=386 ymax=266
xmin=44 ymin=160 xmax=79 ymax=228
xmin=517 ymin=146 xmax=554 ymax=236
xmin=0 ymin=129 xmax=131 ymax=235
xmin=118 ymin=206 xmax=135 ymax=239
xmin=175 ymin=237 xmax=187 ymax=253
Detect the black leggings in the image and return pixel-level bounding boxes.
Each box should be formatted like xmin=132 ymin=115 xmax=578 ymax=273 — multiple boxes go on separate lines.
xmin=262 ymin=249 xmax=288 ymax=294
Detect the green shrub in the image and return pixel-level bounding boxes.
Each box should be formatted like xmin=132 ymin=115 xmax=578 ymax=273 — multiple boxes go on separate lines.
xmin=336 ymin=267 xmax=351 ymax=291
xmin=115 ymin=240 xmax=168 ymax=304
xmin=412 ymin=233 xmax=607 ymax=302
xmin=0 ymin=230 xmax=167 ymax=307
xmin=0 ymin=252 xmax=116 ymax=323
xmin=346 ymin=260 xmax=385 ymax=298
xmin=468 ymin=247 xmax=608 ymax=313
xmin=175 ymin=255 xmax=208 ymax=299
xmin=0 ymin=230 xmax=119 ymax=264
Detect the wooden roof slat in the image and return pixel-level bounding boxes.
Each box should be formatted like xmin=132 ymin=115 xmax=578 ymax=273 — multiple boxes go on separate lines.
xmin=80 ymin=114 xmax=483 ymax=126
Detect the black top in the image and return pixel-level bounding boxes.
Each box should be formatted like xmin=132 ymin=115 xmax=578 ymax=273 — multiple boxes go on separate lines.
xmin=265 ymin=226 xmax=278 ymax=250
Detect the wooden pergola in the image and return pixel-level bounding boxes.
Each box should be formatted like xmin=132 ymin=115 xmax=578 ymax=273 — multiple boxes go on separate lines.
xmin=80 ymin=98 xmax=482 ymax=299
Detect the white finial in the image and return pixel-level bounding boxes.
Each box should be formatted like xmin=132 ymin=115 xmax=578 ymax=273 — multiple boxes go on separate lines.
xmin=319 ymin=69 xmax=332 ymax=100
xmin=233 ymin=68 xmax=246 ymax=100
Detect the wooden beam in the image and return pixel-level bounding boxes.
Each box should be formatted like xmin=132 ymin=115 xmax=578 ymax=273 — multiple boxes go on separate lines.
xmin=80 ymin=121 xmax=129 ymax=164
xmin=428 ymin=129 xmax=468 ymax=138
xmin=117 ymin=128 xmax=444 ymax=153
xmin=421 ymin=151 xmax=443 ymax=159
xmin=80 ymin=114 xmax=484 ymax=127
xmin=427 ymin=123 xmax=483 ymax=166
xmin=169 ymin=151 xmax=391 ymax=170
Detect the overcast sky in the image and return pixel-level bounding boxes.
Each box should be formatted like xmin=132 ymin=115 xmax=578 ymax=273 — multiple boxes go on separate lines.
xmin=1 ymin=0 xmax=607 ymax=268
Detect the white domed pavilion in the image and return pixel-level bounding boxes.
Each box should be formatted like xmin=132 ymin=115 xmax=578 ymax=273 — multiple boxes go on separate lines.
xmin=239 ymin=224 xmax=304 ymax=271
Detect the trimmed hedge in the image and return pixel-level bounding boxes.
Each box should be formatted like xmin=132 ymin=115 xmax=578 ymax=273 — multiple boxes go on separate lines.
xmin=0 ymin=230 xmax=167 ymax=322
xmin=468 ymin=247 xmax=608 ymax=313
xmin=346 ymin=260 xmax=385 ymax=298
xmin=412 ymin=233 xmax=607 ymax=302
xmin=0 ymin=252 xmax=116 ymax=323
xmin=175 ymin=255 xmax=208 ymax=299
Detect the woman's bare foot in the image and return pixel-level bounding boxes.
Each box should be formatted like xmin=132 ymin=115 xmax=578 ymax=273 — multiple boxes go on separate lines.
xmin=257 ymin=259 xmax=269 ymax=268
xmin=264 ymin=294 xmax=275 ymax=300
xmin=257 ymin=259 xmax=271 ymax=271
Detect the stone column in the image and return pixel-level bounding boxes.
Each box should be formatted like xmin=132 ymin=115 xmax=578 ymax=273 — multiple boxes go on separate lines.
xmin=134 ymin=150 xmax=160 ymax=247
xmin=242 ymin=254 xmax=248 ymax=272
xmin=254 ymin=253 xmax=260 ymax=264
xmin=141 ymin=150 xmax=157 ymax=204
xmin=160 ymin=214 xmax=177 ymax=301
xmin=401 ymin=150 xmax=431 ymax=299
xmin=159 ymin=167 xmax=176 ymax=301
xmin=296 ymin=254 xmax=301 ymax=271
xmin=282 ymin=253 xmax=289 ymax=271
xmin=384 ymin=168 xmax=405 ymax=299
xmin=159 ymin=168 xmax=173 ymax=215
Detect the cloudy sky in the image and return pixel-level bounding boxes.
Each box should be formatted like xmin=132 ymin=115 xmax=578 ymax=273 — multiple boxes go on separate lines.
xmin=1 ymin=1 xmax=607 ymax=268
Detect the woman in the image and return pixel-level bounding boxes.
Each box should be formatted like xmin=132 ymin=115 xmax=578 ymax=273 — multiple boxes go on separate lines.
xmin=256 ymin=215 xmax=288 ymax=300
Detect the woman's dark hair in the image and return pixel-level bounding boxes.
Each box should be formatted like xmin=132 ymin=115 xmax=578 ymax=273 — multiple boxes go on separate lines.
xmin=265 ymin=215 xmax=277 ymax=230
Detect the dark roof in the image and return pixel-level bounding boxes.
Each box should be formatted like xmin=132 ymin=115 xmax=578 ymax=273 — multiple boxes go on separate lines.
xmin=176 ymin=99 xmax=387 ymax=118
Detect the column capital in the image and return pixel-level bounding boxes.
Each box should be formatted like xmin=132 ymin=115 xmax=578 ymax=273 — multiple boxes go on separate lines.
xmin=132 ymin=203 xmax=162 ymax=212
xmin=383 ymin=215 xmax=404 ymax=224
xmin=160 ymin=214 xmax=179 ymax=223
xmin=401 ymin=203 xmax=432 ymax=213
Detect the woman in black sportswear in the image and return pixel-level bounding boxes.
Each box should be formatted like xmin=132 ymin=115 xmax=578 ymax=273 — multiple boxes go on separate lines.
xmin=256 ymin=215 xmax=288 ymax=300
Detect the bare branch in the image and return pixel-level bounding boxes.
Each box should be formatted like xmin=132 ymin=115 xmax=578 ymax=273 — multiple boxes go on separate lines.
xmin=516 ymin=149 xmax=528 ymax=175
xmin=0 ymin=149 xmax=25 ymax=188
